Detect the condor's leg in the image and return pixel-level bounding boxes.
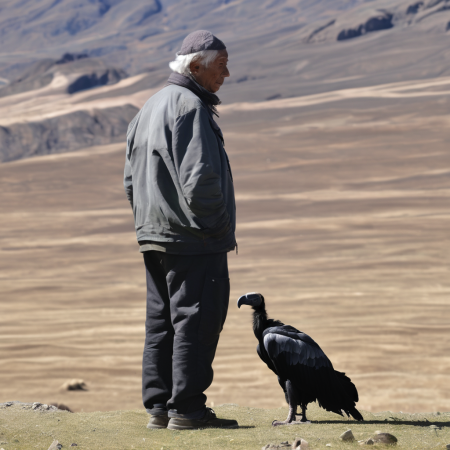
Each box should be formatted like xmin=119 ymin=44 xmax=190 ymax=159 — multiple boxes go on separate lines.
xmin=300 ymin=404 xmax=310 ymax=423
xmin=272 ymin=380 xmax=297 ymax=426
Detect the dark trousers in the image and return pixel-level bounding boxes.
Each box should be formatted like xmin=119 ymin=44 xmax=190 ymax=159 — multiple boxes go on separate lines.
xmin=142 ymin=251 xmax=230 ymax=415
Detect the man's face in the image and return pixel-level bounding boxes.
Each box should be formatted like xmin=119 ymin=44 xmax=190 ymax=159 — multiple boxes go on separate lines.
xmin=190 ymin=49 xmax=230 ymax=93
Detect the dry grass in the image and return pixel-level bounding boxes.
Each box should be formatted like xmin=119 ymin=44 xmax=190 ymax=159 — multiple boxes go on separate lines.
xmin=1 ymin=403 xmax=449 ymax=450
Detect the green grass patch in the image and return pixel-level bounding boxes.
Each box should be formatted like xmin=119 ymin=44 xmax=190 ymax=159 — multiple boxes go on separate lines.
xmin=1 ymin=403 xmax=449 ymax=450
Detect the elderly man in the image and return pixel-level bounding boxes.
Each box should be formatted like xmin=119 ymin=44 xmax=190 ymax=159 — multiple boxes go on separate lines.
xmin=124 ymin=30 xmax=237 ymax=430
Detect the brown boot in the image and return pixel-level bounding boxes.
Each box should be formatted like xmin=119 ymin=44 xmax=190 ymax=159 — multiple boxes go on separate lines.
xmin=167 ymin=407 xmax=238 ymax=430
xmin=147 ymin=413 xmax=169 ymax=429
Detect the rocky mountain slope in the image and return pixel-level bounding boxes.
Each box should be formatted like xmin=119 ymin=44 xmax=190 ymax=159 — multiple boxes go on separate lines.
xmin=0 ymin=104 xmax=137 ymax=162
xmin=1 ymin=0 xmax=450 ymax=162
xmin=1 ymin=0 xmax=450 ymax=82
xmin=0 ymin=55 xmax=127 ymax=98
xmin=0 ymin=54 xmax=137 ymax=162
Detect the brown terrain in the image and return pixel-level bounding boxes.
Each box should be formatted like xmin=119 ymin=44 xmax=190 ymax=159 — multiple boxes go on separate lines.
xmin=1 ymin=0 xmax=450 ymax=419
xmin=1 ymin=73 xmax=449 ymax=414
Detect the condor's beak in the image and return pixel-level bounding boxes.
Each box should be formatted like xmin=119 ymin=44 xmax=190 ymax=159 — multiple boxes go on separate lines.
xmin=237 ymin=292 xmax=263 ymax=308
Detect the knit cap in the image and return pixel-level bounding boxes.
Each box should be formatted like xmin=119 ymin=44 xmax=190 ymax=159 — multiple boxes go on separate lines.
xmin=178 ymin=30 xmax=226 ymax=55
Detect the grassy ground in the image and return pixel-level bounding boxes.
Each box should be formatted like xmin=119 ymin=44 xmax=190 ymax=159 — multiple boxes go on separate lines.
xmin=0 ymin=403 xmax=449 ymax=450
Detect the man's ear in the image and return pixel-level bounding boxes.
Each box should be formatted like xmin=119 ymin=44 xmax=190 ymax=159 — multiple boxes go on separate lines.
xmin=189 ymin=59 xmax=201 ymax=75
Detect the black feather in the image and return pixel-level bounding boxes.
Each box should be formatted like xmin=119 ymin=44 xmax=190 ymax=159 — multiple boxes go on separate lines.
xmin=250 ymin=296 xmax=363 ymax=421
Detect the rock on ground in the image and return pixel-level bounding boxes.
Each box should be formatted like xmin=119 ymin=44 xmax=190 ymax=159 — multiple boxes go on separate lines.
xmin=263 ymin=439 xmax=309 ymax=450
xmin=48 ymin=440 xmax=62 ymax=450
xmin=262 ymin=442 xmax=291 ymax=449
xmin=61 ymin=379 xmax=88 ymax=391
xmin=340 ymin=429 xmax=355 ymax=441
xmin=372 ymin=431 xmax=398 ymax=444
xmin=50 ymin=403 xmax=73 ymax=412
xmin=1 ymin=401 xmax=73 ymax=415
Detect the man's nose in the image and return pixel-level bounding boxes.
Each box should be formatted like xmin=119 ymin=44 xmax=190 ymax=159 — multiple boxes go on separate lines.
xmin=223 ymin=66 xmax=230 ymax=78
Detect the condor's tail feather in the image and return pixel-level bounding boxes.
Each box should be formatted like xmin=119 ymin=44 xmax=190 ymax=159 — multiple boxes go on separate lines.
xmin=335 ymin=370 xmax=363 ymax=421
xmin=315 ymin=369 xmax=364 ymax=421
xmin=347 ymin=405 xmax=364 ymax=421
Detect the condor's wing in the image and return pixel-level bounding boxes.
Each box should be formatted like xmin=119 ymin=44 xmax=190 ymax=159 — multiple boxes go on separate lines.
xmin=262 ymin=326 xmax=332 ymax=370
xmin=256 ymin=342 xmax=278 ymax=375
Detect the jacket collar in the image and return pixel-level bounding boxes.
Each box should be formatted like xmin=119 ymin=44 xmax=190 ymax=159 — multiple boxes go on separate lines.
xmin=166 ymin=72 xmax=221 ymax=117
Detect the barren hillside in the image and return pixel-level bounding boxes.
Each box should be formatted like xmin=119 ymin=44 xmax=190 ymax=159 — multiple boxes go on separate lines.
xmin=0 ymin=0 xmax=449 ymax=415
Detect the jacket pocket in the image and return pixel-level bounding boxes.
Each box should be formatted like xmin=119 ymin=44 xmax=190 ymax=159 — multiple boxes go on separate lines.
xmin=198 ymin=276 xmax=230 ymax=346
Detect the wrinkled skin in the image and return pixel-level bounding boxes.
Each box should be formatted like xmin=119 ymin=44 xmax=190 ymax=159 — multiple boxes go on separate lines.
xmin=189 ymin=49 xmax=230 ymax=93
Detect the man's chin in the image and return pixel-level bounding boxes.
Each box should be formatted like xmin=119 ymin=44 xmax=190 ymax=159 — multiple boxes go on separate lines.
xmin=213 ymin=84 xmax=223 ymax=93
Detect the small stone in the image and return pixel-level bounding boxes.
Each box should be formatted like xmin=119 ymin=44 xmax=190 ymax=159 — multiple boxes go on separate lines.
xmin=340 ymin=429 xmax=355 ymax=442
xmin=292 ymin=439 xmax=308 ymax=450
xmin=372 ymin=432 xmax=398 ymax=444
xmin=262 ymin=444 xmax=291 ymax=450
xmin=446 ymin=444 xmax=450 ymax=450
xmin=366 ymin=438 xmax=374 ymax=445
xmin=71 ymin=445 xmax=78 ymax=447
xmin=326 ymin=445 xmax=332 ymax=448
xmin=4 ymin=402 xmax=13 ymax=407
xmin=61 ymin=379 xmax=87 ymax=391
xmin=32 ymin=402 xmax=41 ymax=410
xmin=50 ymin=403 xmax=73 ymax=413
xmin=48 ymin=440 xmax=62 ymax=450
xmin=429 ymin=424 xmax=439 ymax=429
xmin=299 ymin=439 xmax=309 ymax=450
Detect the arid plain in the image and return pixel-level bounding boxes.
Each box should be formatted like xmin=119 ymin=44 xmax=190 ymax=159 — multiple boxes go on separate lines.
xmin=1 ymin=74 xmax=449 ymax=415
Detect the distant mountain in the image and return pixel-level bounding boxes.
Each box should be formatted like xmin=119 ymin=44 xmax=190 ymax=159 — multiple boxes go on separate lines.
xmin=300 ymin=0 xmax=450 ymax=43
xmin=0 ymin=0 xmax=361 ymax=56
xmin=1 ymin=0 xmax=450 ymax=102
xmin=1 ymin=0 xmax=450 ymax=162
xmin=0 ymin=104 xmax=138 ymax=162
xmin=0 ymin=0 xmax=411 ymax=79
xmin=0 ymin=56 xmax=127 ymax=98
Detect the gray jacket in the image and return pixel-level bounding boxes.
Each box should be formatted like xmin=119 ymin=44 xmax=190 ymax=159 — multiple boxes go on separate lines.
xmin=124 ymin=84 xmax=236 ymax=254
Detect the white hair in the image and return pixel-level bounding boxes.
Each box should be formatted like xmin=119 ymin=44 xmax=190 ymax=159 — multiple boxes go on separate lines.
xmin=169 ymin=50 xmax=219 ymax=76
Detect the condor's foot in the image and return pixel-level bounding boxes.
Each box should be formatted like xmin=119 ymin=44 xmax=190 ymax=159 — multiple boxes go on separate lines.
xmin=272 ymin=407 xmax=295 ymax=426
xmin=271 ymin=407 xmax=311 ymax=426
xmin=272 ymin=419 xmax=294 ymax=426
xmin=272 ymin=418 xmax=311 ymax=426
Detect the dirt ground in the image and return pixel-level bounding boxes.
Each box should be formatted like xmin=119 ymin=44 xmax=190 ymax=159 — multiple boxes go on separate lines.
xmin=1 ymin=402 xmax=449 ymax=450
xmin=0 ymin=83 xmax=449 ymax=414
